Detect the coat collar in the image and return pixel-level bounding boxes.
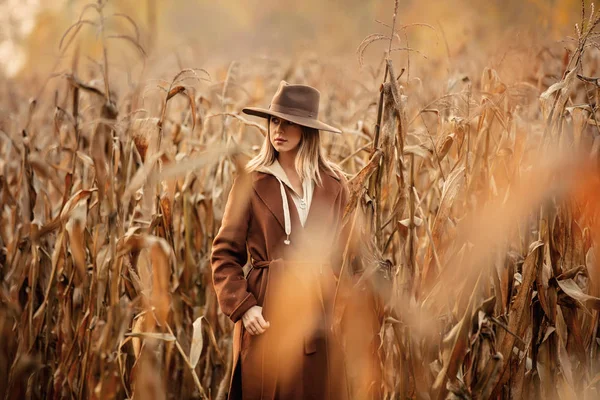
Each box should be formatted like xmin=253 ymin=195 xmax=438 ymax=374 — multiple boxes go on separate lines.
xmin=252 ymin=167 xmax=342 ymax=233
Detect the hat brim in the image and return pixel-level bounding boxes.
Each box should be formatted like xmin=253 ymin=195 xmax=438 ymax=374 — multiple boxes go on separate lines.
xmin=242 ymin=107 xmax=342 ymax=134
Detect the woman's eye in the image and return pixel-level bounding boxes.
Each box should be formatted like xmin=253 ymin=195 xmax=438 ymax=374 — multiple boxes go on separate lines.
xmin=272 ymin=118 xmax=279 ymax=124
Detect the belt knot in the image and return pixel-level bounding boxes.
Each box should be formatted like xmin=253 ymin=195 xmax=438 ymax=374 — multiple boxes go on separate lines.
xmin=251 ymin=259 xmax=273 ymax=268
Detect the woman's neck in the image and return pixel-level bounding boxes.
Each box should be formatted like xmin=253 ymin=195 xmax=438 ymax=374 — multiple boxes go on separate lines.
xmin=277 ymin=150 xmax=297 ymax=172
xmin=277 ymin=150 xmax=303 ymax=195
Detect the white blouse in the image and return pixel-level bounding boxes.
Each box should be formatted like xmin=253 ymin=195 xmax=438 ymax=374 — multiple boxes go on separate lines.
xmin=267 ymin=159 xmax=314 ymax=227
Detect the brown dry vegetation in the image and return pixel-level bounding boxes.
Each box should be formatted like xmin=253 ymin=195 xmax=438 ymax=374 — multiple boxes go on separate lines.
xmin=2 ymin=0 xmax=600 ymax=399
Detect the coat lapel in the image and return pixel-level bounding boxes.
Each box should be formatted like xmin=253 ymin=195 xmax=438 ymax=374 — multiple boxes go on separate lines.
xmin=253 ymin=172 xmax=286 ymax=231
xmin=253 ymin=169 xmax=342 ymax=234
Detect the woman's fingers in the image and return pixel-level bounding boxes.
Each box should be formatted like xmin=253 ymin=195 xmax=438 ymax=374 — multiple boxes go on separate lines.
xmin=242 ymin=305 xmax=270 ymax=335
xmin=250 ymin=320 xmax=266 ymax=335
xmin=247 ymin=320 xmax=268 ymax=335
xmin=256 ymin=314 xmax=270 ymax=330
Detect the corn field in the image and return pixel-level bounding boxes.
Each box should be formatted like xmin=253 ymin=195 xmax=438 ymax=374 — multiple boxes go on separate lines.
xmin=1 ymin=0 xmax=600 ymax=399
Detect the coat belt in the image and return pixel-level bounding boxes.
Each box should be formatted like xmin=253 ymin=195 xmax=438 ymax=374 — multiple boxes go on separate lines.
xmin=251 ymin=259 xmax=273 ymax=269
xmin=252 ymin=258 xmax=331 ymax=273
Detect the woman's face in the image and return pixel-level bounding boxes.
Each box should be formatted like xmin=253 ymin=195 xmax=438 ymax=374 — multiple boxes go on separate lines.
xmin=269 ymin=116 xmax=303 ymax=154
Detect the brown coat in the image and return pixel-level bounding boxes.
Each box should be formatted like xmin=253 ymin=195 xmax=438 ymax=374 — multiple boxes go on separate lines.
xmin=211 ymin=167 xmax=350 ymax=400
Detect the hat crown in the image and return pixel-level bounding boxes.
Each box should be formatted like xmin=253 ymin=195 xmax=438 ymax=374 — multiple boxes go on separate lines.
xmin=241 ymin=80 xmax=341 ymax=133
xmin=270 ymin=81 xmax=320 ymax=117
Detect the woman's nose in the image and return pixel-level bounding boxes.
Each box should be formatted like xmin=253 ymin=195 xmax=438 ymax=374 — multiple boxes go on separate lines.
xmin=274 ymin=120 xmax=284 ymax=131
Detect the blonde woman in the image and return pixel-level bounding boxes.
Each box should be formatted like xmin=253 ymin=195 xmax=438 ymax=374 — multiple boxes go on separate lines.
xmin=211 ymin=81 xmax=350 ymax=400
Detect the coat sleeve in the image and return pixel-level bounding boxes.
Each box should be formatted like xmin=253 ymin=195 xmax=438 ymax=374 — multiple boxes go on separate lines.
xmin=211 ymin=175 xmax=258 ymax=323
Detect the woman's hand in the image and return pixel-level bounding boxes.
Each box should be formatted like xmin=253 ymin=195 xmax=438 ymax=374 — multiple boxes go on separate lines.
xmin=242 ymin=305 xmax=270 ymax=335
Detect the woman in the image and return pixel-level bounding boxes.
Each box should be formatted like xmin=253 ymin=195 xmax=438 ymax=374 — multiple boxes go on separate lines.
xmin=211 ymin=81 xmax=350 ymax=400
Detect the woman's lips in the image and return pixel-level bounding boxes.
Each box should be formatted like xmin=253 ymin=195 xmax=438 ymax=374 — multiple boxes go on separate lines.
xmin=274 ymin=138 xmax=286 ymax=143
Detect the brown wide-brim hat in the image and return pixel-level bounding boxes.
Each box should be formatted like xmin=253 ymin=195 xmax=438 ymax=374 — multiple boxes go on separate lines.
xmin=242 ymin=80 xmax=342 ymax=134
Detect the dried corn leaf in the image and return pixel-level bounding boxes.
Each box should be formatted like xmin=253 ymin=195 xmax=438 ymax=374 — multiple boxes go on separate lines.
xmin=189 ymin=317 xmax=204 ymax=368
xmin=556 ymin=278 xmax=600 ymax=312
xmin=147 ymin=237 xmax=173 ymax=325
xmin=422 ymin=166 xmax=465 ymax=284
xmin=65 ymin=199 xmax=88 ymax=283
xmin=432 ymin=272 xmax=482 ymax=400
xmin=60 ymin=189 xmax=96 ymax=219
xmin=125 ymin=332 xmax=176 ymax=341
xmin=492 ymin=242 xmax=543 ymax=395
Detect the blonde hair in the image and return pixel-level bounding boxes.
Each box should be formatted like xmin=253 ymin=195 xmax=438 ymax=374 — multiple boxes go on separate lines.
xmin=246 ymin=117 xmax=344 ymax=186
